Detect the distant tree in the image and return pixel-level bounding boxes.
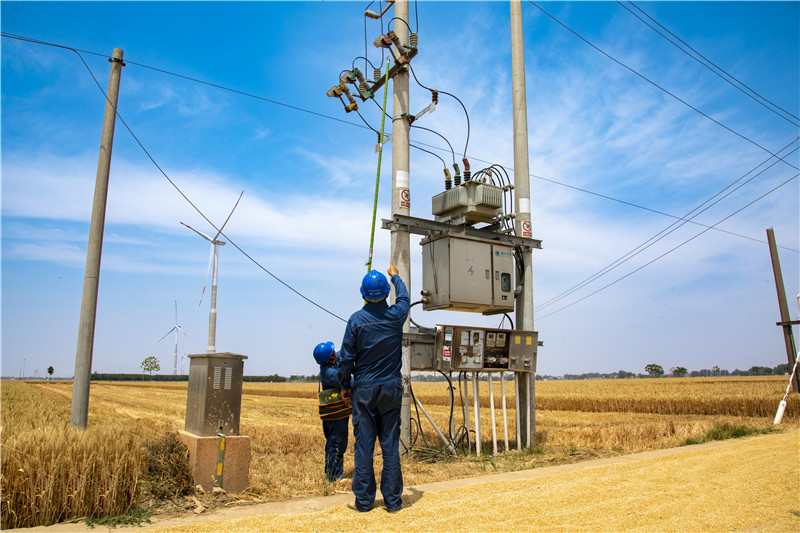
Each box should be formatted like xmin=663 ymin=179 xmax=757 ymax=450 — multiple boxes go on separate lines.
xmin=141 ymin=356 xmax=161 ymax=377
xmin=711 ymin=365 xmax=721 ymax=376
xmin=670 ymin=366 xmax=688 ymax=377
xmin=773 ymin=363 xmax=791 ymax=375
xmin=47 ymin=366 xmax=54 ymax=380
xmin=645 ymin=364 xmax=664 ymax=377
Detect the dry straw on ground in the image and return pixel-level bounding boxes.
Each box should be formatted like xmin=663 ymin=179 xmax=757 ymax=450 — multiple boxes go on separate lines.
xmin=2 ymin=376 xmax=798 ymax=528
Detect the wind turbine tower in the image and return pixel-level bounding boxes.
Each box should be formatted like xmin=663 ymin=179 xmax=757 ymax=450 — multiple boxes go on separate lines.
xmin=159 ymin=300 xmax=187 ymax=375
xmin=181 ymin=192 xmax=243 ymax=353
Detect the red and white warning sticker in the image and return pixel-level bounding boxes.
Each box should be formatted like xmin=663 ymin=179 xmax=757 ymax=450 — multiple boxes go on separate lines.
xmin=522 ymin=220 xmax=532 ymax=237
xmin=400 ymin=188 xmax=410 ymax=208
xmin=442 ymin=348 xmax=451 ymax=360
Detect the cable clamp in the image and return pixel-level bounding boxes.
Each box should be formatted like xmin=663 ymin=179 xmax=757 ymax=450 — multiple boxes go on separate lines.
xmin=108 ymin=57 xmax=126 ymax=66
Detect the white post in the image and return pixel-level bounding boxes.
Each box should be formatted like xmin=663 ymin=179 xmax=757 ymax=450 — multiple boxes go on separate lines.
xmin=501 ymin=372 xmax=510 ymax=451
xmin=472 ymin=372 xmax=481 ymax=455
xmin=488 ymin=372 xmax=498 ymax=455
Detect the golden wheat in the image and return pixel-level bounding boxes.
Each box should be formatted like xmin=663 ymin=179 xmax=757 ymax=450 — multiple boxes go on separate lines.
xmin=3 ymin=375 xmax=797 ymax=528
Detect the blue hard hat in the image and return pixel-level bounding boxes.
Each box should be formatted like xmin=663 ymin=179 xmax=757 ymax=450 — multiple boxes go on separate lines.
xmin=313 ymin=341 xmax=335 ymax=364
xmin=360 ymin=270 xmax=390 ymax=301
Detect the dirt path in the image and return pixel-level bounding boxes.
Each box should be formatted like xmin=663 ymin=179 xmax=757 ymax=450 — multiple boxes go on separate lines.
xmin=17 ymin=430 xmax=799 ymax=532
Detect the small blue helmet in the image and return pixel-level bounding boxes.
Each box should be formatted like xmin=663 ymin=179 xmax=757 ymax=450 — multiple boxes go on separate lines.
xmin=313 ymin=341 xmax=335 ymax=364
xmin=360 ymin=270 xmax=390 ymax=301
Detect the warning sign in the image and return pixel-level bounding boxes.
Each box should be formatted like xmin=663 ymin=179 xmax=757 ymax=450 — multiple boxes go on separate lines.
xmin=442 ymin=348 xmax=451 ymax=361
xmin=522 ymin=220 xmax=532 ymax=237
xmin=400 ymin=189 xmax=410 ymax=208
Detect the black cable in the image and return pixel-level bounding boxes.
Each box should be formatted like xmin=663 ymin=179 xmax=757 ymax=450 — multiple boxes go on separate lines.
xmin=388 ymin=17 xmax=412 ymax=34
xmin=73 ymin=49 xmax=348 ymax=324
xmin=6 ymin=32 xmax=794 ymax=253
xmin=410 ymin=143 xmax=446 ymax=168
xmin=408 ymin=64 xmax=471 ymax=159
xmin=527 ymin=1 xmax=799 ymax=172
xmin=620 ymin=1 xmax=800 ymax=126
xmin=411 ymin=124 xmax=456 ymax=165
xmin=538 ymin=171 xmax=800 ymax=320
xmin=536 ymin=141 xmax=800 ymax=312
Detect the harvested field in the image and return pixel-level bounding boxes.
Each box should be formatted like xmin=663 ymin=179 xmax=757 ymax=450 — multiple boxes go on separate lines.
xmin=2 ymin=376 xmax=798 ymax=528
xmin=147 ymin=429 xmax=800 ymax=532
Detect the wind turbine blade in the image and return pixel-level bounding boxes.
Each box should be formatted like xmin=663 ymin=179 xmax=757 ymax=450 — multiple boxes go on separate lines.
xmin=213 ymin=190 xmax=244 ymax=240
xmin=174 ymin=300 xmax=178 ymax=323
xmin=180 ymin=221 xmax=214 ymax=243
xmin=199 ymin=243 xmax=214 ymax=306
xmin=158 ymin=327 xmax=177 ymax=342
xmin=175 ymin=325 xmax=188 ymax=337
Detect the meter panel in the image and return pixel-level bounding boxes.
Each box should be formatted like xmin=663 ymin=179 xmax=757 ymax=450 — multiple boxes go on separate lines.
xmin=427 ymin=325 xmax=537 ymax=373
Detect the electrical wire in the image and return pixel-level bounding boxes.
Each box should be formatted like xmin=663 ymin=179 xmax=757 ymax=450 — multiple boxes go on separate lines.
xmin=410 ymin=124 xmax=457 ymax=165
xmin=619 ymin=1 xmax=800 ymax=127
xmin=527 ymin=1 xmax=800 ymax=172
xmin=538 ymin=171 xmax=800 ymax=320
xmin=5 ymin=32 xmax=796 ymax=254
xmin=536 ymin=139 xmax=800 ymax=312
xmin=71 ymin=49 xmax=349 ymax=323
xmin=408 ymin=64 xmax=471 ymax=159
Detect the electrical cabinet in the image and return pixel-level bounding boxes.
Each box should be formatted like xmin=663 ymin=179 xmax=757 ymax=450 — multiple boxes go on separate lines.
xmin=422 ymin=235 xmax=515 ymax=314
xmin=406 ymin=325 xmax=537 ymax=373
xmin=184 ymin=352 xmax=248 ymax=436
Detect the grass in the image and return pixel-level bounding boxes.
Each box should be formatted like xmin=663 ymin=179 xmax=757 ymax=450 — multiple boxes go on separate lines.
xmin=680 ymin=422 xmax=773 ymax=446
xmin=85 ymin=507 xmax=152 ymax=529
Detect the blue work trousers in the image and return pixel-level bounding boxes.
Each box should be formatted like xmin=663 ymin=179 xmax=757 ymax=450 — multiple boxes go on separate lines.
xmin=322 ymin=417 xmax=349 ymax=482
xmin=351 ymin=380 xmax=403 ymax=511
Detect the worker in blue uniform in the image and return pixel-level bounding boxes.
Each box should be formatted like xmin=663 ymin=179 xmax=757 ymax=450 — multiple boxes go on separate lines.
xmin=313 ymin=341 xmax=349 ymax=483
xmin=338 ymin=261 xmax=410 ymax=513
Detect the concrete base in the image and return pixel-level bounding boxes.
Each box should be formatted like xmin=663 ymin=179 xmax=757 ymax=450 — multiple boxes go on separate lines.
xmin=178 ymin=430 xmax=251 ymax=494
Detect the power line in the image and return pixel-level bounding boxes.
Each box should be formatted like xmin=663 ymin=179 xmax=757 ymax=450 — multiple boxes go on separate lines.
xmin=537 ymin=171 xmax=800 ymax=321
xmin=536 ymin=140 xmax=800 ymax=312
xmin=71 ymin=49 xmax=348 ymax=324
xmin=527 ymin=2 xmax=800 ymax=172
xmin=618 ymin=1 xmax=800 ymax=127
xmin=4 ymin=32 xmax=796 ymax=254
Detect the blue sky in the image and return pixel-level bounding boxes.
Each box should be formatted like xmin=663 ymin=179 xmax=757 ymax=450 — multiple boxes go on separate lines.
xmin=2 ymin=1 xmax=798 ymax=379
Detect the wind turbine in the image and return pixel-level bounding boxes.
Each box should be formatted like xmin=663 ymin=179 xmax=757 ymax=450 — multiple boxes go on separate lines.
xmin=181 ymin=191 xmax=243 ymax=354
xmin=158 ymin=300 xmax=187 ymax=375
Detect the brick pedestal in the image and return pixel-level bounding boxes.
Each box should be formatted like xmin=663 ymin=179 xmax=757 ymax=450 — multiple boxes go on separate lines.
xmin=178 ymin=430 xmax=251 ymax=494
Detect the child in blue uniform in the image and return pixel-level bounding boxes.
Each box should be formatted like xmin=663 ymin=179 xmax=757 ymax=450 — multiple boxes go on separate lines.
xmin=313 ymin=341 xmax=350 ymax=482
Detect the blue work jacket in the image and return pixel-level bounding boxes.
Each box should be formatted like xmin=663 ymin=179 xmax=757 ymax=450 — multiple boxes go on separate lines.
xmin=320 ymin=363 xmax=343 ymax=390
xmin=338 ymin=274 xmax=410 ymax=388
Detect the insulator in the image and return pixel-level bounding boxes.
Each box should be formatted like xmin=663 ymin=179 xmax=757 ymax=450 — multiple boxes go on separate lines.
xmin=454 ymin=174 xmax=461 ymax=187
xmin=359 ymin=81 xmax=368 ymax=94
xmin=463 ymin=169 xmax=471 ymax=181
xmin=410 ymin=33 xmax=418 ymax=47
xmin=374 ymin=68 xmax=382 ymax=81
xmin=365 ymin=9 xmax=380 ymax=19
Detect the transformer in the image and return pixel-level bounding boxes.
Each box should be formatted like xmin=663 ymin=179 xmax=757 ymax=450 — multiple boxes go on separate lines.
xmin=431 ymin=180 xmax=503 ymax=225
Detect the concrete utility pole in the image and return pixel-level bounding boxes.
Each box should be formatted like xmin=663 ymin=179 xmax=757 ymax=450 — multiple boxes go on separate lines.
xmin=766 ymin=228 xmax=800 ymax=393
xmin=510 ymin=0 xmax=536 ymax=446
xmin=70 ymin=48 xmax=124 ymax=429
xmin=391 ymin=0 xmax=413 ymax=452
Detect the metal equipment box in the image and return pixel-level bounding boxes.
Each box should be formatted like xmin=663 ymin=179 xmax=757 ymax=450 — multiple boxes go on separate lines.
xmin=405 ymin=325 xmax=538 ymax=373
xmin=422 ymin=235 xmax=515 ymax=313
xmin=185 ymin=352 xmax=248 ymax=436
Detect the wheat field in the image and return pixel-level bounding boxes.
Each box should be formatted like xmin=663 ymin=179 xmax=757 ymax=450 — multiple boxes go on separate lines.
xmin=2 ymin=376 xmax=798 ymax=528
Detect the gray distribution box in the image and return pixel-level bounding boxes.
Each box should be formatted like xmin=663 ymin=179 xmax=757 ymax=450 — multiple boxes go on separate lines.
xmin=422 ymin=235 xmax=515 ymax=314
xmin=184 ymin=352 xmax=247 ymax=436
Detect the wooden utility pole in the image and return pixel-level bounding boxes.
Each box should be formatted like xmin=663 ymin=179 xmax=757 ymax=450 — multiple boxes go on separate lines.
xmin=70 ymin=48 xmax=124 ymax=429
xmin=510 ymin=0 xmax=536 ymax=446
xmin=766 ymin=228 xmax=800 ymax=393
